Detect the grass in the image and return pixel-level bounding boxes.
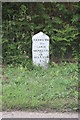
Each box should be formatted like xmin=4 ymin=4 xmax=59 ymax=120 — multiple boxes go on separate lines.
xmin=2 ymin=62 xmax=78 ymax=112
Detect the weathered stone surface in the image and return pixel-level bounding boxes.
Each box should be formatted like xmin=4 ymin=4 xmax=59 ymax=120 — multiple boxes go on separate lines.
xmin=32 ymin=32 xmax=49 ymax=67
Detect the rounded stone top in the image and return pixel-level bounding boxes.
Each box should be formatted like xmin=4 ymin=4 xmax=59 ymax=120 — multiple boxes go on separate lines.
xmin=32 ymin=31 xmax=49 ymax=40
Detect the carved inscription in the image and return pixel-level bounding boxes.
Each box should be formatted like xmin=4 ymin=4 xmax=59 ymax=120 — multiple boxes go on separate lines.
xmin=32 ymin=32 xmax=49 ymax=67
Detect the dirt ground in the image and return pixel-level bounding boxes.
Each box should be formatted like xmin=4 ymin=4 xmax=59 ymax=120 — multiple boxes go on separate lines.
xmin=0 ymin=111 xmax=78 ymax=119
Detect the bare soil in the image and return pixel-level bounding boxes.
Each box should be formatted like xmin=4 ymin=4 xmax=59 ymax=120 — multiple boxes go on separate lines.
xmin=0 ymin=111 xmax=78 ymax=119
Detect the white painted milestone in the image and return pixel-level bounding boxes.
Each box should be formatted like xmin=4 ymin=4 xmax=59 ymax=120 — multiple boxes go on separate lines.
xmin=32 ymin=32 xmax=49 ymax=67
